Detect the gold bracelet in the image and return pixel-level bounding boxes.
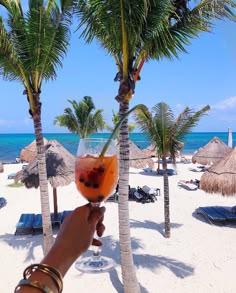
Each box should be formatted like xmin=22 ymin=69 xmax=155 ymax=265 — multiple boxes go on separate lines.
xmin=15 ymin=278 xmax=53 ymax=293
xmin=23 ymin=264 xmax=63 ymax=293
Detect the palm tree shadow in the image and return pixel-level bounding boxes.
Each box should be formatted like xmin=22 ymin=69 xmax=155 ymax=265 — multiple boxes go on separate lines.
xmin=130 ymin=219 xmax=182 ymax=237
xmin=77 ymin=235 xmax=194 ymax=292
xmin=0 ymin=228 xmax=60 ymax=263
xmin=0 ymin=233 xmax=44 ymax=263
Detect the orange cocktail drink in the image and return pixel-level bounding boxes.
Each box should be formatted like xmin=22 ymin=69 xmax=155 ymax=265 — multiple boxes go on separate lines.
xmin=75 ymin=154 xmax=118 ymax=203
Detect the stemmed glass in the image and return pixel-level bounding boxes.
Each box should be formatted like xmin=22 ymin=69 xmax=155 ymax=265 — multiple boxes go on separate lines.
xmin=74 ymin=138 xmax=118 ymax=273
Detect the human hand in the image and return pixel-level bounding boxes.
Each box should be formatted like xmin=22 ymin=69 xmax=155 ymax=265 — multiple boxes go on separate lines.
xmin=42 ymin=204 xmax=106 ymax=276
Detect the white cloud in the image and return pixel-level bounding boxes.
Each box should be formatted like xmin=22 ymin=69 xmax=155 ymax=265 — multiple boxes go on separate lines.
xmin=212 ymin=96 xmax=236 ymax=110
xmin=176 ymin=103 xmax=183 ymax=109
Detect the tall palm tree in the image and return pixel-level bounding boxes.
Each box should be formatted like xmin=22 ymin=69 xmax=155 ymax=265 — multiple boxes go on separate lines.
xmin=74 ymin=1 xmax=235 ymax=291
xmin=0 ymin=0 xmax=73 ymax=254
xmin=54 ymin=96 xmax=106 ymax=137
xmin=135 ymin=102 xmax=210 ymax=237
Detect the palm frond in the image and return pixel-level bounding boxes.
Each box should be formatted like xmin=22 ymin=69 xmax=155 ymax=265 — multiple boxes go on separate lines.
xmin=0 ymin=0 xmax=73 ymax=89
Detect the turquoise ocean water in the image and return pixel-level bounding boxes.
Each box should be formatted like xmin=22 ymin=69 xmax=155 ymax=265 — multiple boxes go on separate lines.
xmin=0 ymin=132 xmax=234 ymax=163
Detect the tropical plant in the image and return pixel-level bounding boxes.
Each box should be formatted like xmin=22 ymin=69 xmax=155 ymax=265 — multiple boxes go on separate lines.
xmin=74 ymin=1 xmax=235 ymax=291
xmin=135 ymin=102 xmax=210 ymax=237
xmin=54 ymin=96 xmax=106 ymax=138
xmin=0 ymin=0 xmax=73 ymax=254
xmin=106 ymin=110 xmax=136 ymax=142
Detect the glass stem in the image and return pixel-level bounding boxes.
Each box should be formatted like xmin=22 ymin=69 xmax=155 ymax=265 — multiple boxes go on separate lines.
xmin=91 ymin=202 xmax=102 ymax=259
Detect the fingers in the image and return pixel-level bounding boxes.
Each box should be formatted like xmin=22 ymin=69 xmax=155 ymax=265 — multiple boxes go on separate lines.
xmin=92 ymin=238 xmax=103 ymax=246
xmin=88 ymin=206 xmax=106 ymax=227
xmin=96 ymin=221 xmax=105 ymax=237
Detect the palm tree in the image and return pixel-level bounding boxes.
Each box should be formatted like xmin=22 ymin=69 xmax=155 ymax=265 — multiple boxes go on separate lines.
xmin=135 ymin=102 xmax=210 ymax=237
xmin=54 ymin=96 xmax=106 ymax=137
xmin=106 ymin=110 xmax=136 ymax=142
xmin=74 ymin=1 xmax=235 ymax=291
xmin=0 ymin=0 xmax=73 ymax=254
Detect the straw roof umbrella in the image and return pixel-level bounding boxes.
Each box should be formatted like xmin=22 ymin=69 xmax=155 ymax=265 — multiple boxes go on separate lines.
xmin=20 ymin=137 xmax=48 ymax=162
xmin=143 ymin=144 xmax=157 ymax=158
xmin=192 ymin=136 xmax=231 ymax=166
xmin=0 ymin=162 xmax=3 ymax=173
xmin=116 ymin=140 xmax=154 ymax=169
xmin=15 ymin=139 xmax=75 ymax=217
xmin=200 ymin=147 xmax=236 ymax=196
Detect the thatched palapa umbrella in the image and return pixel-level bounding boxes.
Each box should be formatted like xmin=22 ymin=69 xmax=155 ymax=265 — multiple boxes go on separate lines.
xmin=192 ymin=136 xmax=231 ymax=166
xmin=0 ymin=162 xmax=3 ymax=173
xmin=15 ymin=139 xmax=75 ymax=217
xmin=143 ymin=144 xmax=157 ymax=158
xmin=20 ymin=137 xmax=48 ymax=162
xmin=200 ymin=147 xmax=236 ymax=196
xmin=116 ymin=140 xmax=154 ymax=169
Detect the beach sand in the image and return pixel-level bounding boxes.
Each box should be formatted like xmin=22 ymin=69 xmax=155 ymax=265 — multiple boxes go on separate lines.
xmin=1 ymin=162 xmax=236 ymax=293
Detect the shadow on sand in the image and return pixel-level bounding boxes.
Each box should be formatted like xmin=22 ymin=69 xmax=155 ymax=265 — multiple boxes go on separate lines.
xmin=130 ymin=219 xmax=182 ymax=237
xmin=1 ymin=228 xmax=193 ymax=292
xmin=76 ymin=234 xmax=194 ymax=292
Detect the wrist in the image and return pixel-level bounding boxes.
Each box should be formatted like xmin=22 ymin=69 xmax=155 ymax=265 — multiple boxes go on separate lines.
xmin=41 ymin=243 xmax=79 ymax=276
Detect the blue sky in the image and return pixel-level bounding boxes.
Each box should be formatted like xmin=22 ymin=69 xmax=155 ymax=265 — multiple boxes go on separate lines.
xmin=0 ymin=14 xmax=236 ymax=133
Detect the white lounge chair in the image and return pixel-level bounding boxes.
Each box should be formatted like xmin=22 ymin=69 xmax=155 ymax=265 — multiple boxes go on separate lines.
xmin=178 ymin=180 xmax=198 ymax=191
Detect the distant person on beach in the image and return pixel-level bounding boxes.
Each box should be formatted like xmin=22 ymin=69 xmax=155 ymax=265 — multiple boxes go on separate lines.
xmin=15 ymin=204 xmax=105 ymax=293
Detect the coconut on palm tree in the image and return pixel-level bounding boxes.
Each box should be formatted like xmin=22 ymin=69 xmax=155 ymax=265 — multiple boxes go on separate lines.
xmin=135 ymin=102 xmax=210 ymax=237
xmin=54 ymin=96 xmax=106 ymax=137
xmin=0 ymin=0 xmax=73 ymax=254
xmin=74 ymin=1 xmax=235 ymax=291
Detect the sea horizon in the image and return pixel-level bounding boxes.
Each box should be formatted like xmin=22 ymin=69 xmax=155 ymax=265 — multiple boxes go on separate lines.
xmin=0 ymin=132 xmax=234 ymax=163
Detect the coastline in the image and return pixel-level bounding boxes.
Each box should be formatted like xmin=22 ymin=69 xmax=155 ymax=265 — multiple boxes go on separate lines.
xmin=1 ymin=162 xmax=236 ymax=292
xmin=0 ymin=132 xmax=234 ymax=163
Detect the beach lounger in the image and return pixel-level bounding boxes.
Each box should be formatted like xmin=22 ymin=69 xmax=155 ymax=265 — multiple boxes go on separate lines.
xmin=188 ymin=166 xmax=207 ymax=172
xmin=197 ymin=206 xmax=236 ymax=224
xmin=15 ymin=213 xmax=35 ymax=235
xmin=61 ymin=210 xmax=73 ymax=223
xmin=8 ymin=173 xmax=16 ymax=179
xmin=51 ymin=212 xmax=62 ymax=227
xmin=178 ymin=180 xmax=198 ymax=191
xmin=32 ymin=214 xmax=43 ymax=234
xmin=156 ymin=169 xmax=177 ymax=176
xmin=0 ymin=197 xmax=7 ymax=208
xmin=32 ymin=212 xmax=63 ymax=234
xmin=134 ymin=186 xmax=157 ymax=203
xmin=142 ymin=185 xmax=160 ymax=197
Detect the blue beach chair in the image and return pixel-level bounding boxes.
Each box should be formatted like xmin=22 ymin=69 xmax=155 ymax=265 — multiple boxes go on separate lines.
xmin=15 ymin=213 xmax=35 ymax=235
xmin=197 ymin=206 xmax=236 ymax=224
xmin=32 ymin=214 xmax=43 ymax=234
xmin=0 ymin=197 xmax=7 ymax=208
xmin=61 ymin=210 xmax=73 ymax=223
xmin=51 ymin=212 xmax=62 ymax=228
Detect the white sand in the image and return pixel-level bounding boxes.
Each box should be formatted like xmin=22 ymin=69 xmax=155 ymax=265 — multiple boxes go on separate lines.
xmin=1 ymin=162 xmax=236 ymax=293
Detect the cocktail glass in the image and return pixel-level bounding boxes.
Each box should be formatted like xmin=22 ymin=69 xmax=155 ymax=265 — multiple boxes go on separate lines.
xmin=74 ymin=138 xmax=118 ymax=273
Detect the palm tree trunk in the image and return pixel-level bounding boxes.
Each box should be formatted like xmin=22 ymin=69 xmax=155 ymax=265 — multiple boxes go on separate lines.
xmin=162 ymin=157 xmax=170 ymax=238
xmin=53 ymin=187 xmax=58 ymax=218
xmin=118 ymin=100 xmax=140 ymax=293
xmin=33 ymin=116 xmax=54 ymax=254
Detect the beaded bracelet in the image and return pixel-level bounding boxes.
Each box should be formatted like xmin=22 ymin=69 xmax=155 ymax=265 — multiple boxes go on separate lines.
xmin=15 ymin=279 xmax=53 ymax=293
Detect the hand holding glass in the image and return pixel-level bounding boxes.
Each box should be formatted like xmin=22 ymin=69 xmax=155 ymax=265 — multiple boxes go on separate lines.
xmin=74 ymin=138 xmax=118 ymax=273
